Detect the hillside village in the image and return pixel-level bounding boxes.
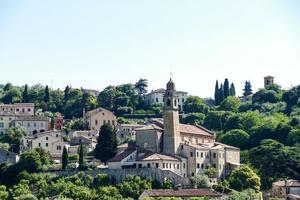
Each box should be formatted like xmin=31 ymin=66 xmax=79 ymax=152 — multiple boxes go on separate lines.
xmin=0 ymin=76 xmax=299 ymax=199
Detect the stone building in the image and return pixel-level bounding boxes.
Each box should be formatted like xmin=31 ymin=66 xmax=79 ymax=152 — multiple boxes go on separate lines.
xmin=84 ymin=107 xmax=117 ymax=132
xmin=13 ymin=116 xmax=49 ymax=135
xmin=264 ymin=75 xmax=275 ymax=88
xmin=21 ymin=131 xmax=66 ymax=162
xmin=108 ymin=79 xmax=240 ymax=181
xmin=116 ymin=124 xmax=143 ymax=142
xmin=272 ymin=179 xmax=300 ymax=199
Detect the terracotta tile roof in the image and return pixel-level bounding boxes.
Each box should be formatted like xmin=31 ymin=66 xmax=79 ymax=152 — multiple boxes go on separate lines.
xmin=14 ymin=116 xmax=49 ymax=121
xmin=142 ymin=189 xmax=222 ymax=197
xmin=107 ymin=149 xmax=136 ymax=162
xmin=136 ymin=124 xmax=163 ymax=131
xmin=137 ymin=152 xmax=181 ymax=162
xmin=152 ymin=120 xmax=214 ymax=137
xmin=180 ymin=124 xmax=213 ymax=137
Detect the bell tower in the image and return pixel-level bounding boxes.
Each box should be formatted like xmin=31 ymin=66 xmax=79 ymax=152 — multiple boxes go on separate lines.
xmin=163 ymin=78 xmax=180 ymax=155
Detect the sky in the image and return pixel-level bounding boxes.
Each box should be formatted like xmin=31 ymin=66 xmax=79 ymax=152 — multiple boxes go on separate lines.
xmin=0 ymin=1 xmax=300 ymax=97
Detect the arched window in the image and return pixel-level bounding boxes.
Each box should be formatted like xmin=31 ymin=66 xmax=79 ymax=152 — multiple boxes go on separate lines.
xmin=174 ymin=99 xmax=177 ymax=106
xmin=167 ymin=99 xmax=171 ymax=106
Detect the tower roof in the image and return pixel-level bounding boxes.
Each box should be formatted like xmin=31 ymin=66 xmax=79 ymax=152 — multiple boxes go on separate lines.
xmin=166 ymin=78 xmax=176 ymax=91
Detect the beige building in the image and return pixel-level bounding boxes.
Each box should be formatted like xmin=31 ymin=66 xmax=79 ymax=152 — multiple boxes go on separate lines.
xmin=21 ymin=131 xmax=66 ymax=161
xmin=108 ymin=79 xmax=240 ymax=182
xmin=0 ymin=103 xmax=35 ymax=134
xmin=84 ymin=107 xmax=117 ymax=131
xmin=264 ymin=75 xmax=275 ymax=89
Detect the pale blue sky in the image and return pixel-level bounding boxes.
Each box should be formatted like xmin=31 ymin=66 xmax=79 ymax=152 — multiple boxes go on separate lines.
xmin=0 ymin=1 xmax=300 ymax=97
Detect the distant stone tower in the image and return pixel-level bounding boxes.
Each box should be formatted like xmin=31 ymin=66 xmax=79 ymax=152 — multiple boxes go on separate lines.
xmin=264 ymin=76 xmax=274 ymax=88
xmin=163 ymin=78 xmax=180 ymax=155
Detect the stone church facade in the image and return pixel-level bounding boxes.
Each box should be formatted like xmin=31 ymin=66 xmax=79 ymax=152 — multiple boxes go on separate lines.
xmin=108 ymin=79 xmax=240 ymax=180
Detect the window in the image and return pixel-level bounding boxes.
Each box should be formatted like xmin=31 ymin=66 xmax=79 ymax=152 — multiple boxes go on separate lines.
xmin=177 ymin=164 xmax=179 ymax=169
xmin=138 ymin=164 xmax=142 ymax=168
xmin=95 ymin=120 xmax=98 ymax=125
xmin=174 ymin=99 xmax=177 ymax=106
xmin=201 ymin=164 xmax=204 ymax=169
xmin=173 ymin=164 xmax=176 ymax=169
xmin=196 ymin=152 xmax=199 ymax=157
xmin=197 ymin=163 xmax=200 ymax=168
xmin=163 ymin=163 xmax=165 ymax=168
xmin=27 ymin=122 xmax=30 ymax=127
xmin=156 ymin=97 xmax=158 ymax=102
xmin=147 ymin=163 xmax=150 ymax=168
xmin=56 ymin=134 xmax=58 ymax=137
xmin=103 ymin=120 xmax=106 ymax=124
xmin=213 ymin=153 xmax=216 ymax=158
xmin=213 ymin=164 xmax=216 ymax=168
xmin=16 ymin=108 xmax=19 ymax=112
xmin=156 ymin=163 xmax=159 ymax=168
xmin=190 ymin=152 xmax=193 ymax=157
xmin=46 ymin=143 xmax=48 ymax=147
xmin=46 ymin=137 xmax=48 ymax=140
xmin=167 ymin=99 xmax=171 ymax=106
xmin=201 ymin=152 xmax=203 ymax=158
xmin=181 ymin=145 xmax=183 ymax=150
xmin=22 ymin=108 xmax=25 ymax=113
xmin=57 ymin=145 xmax=62 ymax=150
xmin=182 ymin=98 xmax=185 ymax=103
xmin=191 ymin=172 xmax=195 ymax=176
xmin=0 ymin=122 xmax=4 ymax=128
xmin=28 ymin=108 xmax=31 ymax=112
xmin=40 ymin=122 xmax=44 ymax=127
xmin=183 ymin=163 xmax=186 ymax=168
xmin=38 ymin=143 xmax=41 ymax=147
xmin=34 ymin=122 xmax=36 ymax=127
xmin=169 ymin=163 xmax=171 ymax=168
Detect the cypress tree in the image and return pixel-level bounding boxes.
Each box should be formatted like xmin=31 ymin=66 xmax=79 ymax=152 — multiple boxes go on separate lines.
xmin=62 ymin=146 xmax=68 ymax=170
xmin=22 ymin=84 xmax=29 ymax=103
xmin=64 ymin=85 xmax=70 ymax=103
xmin=223 ymin=78 xmax=230 ymax=98
xmin=94 ymin=124 xmax=117 ymax=164
xmin=219 ymin=84 xmax=224 ymax=103
xmin=79 ymin=143 xmax=84 ymax=166
xmin=44 ymin=85 xmax=50 ymax=102
xmin=214 ymin=80 xmax=220 ymax=105
xmin=230 ymin=83 xmax=236 ymax=96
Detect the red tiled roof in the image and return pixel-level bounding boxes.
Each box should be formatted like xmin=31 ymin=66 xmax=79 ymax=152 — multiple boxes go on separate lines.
xmin=142 ymin=189 xmax=222 ymax=197
xmin=180 ymin=124 xmax=213 ymax=137
xmin=107 ymin=149 xmax=136 ymax=162
xmin=137 ymin=152 xmax=181 ymax=162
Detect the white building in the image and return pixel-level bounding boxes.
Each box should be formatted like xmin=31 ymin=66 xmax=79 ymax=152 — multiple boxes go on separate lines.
xmin=144 ymin=88 xmax=188 ymax=112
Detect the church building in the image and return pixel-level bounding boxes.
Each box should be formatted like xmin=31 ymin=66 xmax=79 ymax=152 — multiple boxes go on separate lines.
xmin=108 ymin=79 xmax=240 ymax=180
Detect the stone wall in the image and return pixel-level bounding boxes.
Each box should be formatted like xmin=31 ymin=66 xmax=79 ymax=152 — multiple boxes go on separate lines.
xmin=54 ymin=168 xmax=191 ymax=187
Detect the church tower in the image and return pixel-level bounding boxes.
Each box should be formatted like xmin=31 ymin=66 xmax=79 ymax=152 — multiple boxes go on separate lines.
xmin=163 ymin=78 xmax=181 ymax=155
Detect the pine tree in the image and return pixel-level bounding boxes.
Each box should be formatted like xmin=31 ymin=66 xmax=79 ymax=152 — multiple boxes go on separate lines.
xmin=135 ymin=78 xmax=148 ymax=96
xmin=243 ymin=81 xmax=253 ymax=96
xmin=94 ymin=124 xmax=117 ymax=164
xmin=44 ymin=85 xmax=50 ymax=102
xmin=22 ymin=84 xmax=29 ymax=103
xmin=223 ymin=78 xmax=230 ymax=98
xmin=214 ymin=80 xmax=220 ymax=105
xmin=79 ymin=143 xmax=84 ymax=166
xmin=230 ymin=83 xmax=236 ymax=96
xmin=62 ymin=146 xmax=68 ymax=171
